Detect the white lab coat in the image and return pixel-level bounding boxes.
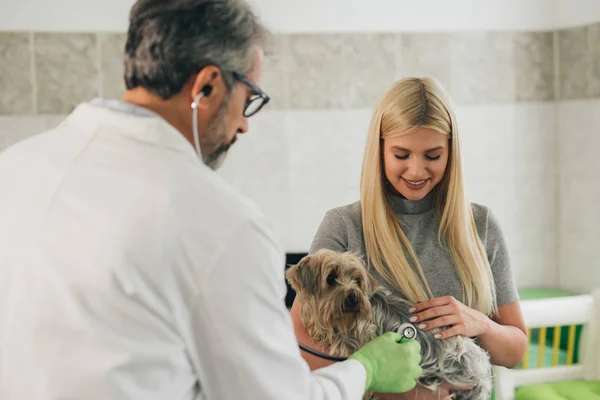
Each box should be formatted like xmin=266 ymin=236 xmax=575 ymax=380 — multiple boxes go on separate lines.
xmin=0 ymin=101 xmax=367 ymax=400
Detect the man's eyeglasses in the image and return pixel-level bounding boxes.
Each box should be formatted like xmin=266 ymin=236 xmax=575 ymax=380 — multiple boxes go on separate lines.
xmin=232 ymin=71 xmax=270 ymax=117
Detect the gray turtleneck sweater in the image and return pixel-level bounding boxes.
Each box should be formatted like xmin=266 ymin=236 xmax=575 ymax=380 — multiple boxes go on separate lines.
xmin=309 ymin=191 xmax=519 ymax=307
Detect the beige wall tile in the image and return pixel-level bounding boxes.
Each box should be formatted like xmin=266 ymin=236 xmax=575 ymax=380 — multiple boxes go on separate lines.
xmin=35 ymin=33 xmax=99 ymax=114
xmin=0 ymin=33 xmax=33 ymax=115
xmin=515 ymin=32 xmax=555 ymax=102
xmin=100 ymin=33 xmax=126 ymax=100
xmin=558 ymin=26 xmax=589 ymax=100
xmin=287 ymin=34 xmax=396 ymax=109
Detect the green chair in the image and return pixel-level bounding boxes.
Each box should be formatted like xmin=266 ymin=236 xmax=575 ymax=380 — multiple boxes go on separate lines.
xmin=518 ymin=288 xmax=583 ymax=364
xmin=493 ymin=289 xmax=600 ymax=400
xmin=515 ymin=381 xmax=600 ymax=400
xmin=491 ymin=288 xmax=577 ymax=400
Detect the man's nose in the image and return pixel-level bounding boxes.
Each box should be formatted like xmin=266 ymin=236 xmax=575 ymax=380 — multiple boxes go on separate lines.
xmin=239 ymin=117 xmax=249 ymax=134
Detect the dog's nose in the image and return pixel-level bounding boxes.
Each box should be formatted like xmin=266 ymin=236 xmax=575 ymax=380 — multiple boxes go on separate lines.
xmin=344 ymin=294 xmax=359 ymax=311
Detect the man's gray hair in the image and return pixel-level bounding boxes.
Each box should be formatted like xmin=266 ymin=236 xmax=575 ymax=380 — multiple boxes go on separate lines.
xmin=124 ymin=0 xmax=268 ymax=99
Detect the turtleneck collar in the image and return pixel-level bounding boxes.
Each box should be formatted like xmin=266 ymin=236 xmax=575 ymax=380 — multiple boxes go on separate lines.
xmin=388 ymin=189 xmax=436 ymax=215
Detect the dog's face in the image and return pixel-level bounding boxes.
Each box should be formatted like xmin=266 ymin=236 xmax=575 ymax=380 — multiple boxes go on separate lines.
xmin=286 ymin=249 xmax=378 ymax=334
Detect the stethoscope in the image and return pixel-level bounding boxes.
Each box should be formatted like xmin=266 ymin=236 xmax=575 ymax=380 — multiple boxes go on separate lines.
xmin=298 ymin=323 xmax=418 ymax=362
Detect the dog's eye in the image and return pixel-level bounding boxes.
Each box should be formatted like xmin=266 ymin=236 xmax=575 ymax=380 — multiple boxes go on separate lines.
xmin=326 ymin=272 xmax=337 ymax=286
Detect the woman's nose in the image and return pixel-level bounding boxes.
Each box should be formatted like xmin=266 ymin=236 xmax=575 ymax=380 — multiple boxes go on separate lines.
xmin=405 ymin=157 xmax=424 ymax=177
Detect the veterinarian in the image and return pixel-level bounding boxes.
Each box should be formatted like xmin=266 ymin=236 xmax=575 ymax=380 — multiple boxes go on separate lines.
xmin=291 ymin=77 xmax=528 ymax=400
xmin=0 ymin=1 xmax=424 ymax=399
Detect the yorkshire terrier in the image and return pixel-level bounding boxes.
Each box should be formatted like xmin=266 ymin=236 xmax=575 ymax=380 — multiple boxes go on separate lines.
xmin=286 ymin=249 xmax=493 ymax=400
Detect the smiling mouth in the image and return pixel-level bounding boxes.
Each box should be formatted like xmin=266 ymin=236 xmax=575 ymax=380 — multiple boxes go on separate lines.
xmin=402 ymin=178 xmax=429 ymax=185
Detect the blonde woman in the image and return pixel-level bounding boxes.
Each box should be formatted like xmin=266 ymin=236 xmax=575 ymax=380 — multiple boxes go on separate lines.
xmin=291 ymin=77 xmax=527 ymax=400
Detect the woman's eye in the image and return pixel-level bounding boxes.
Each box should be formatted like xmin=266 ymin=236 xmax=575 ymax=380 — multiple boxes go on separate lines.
xmin=394 ymin=154 xmax=409 ymax=160
xmin=426 ymin=154 xmax=441 ymax=161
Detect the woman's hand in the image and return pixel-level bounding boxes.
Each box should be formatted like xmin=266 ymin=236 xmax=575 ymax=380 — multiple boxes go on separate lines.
xmin=409 ymin=296 xmax=491 ymax=339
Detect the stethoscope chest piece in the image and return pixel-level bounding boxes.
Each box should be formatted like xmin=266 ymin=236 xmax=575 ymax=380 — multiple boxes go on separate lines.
xmin=397 ymin=322 xmax=418 ymax=340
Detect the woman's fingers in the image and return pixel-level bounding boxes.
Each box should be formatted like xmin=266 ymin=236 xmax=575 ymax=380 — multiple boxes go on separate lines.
xmin=418 ymin=315 xmax=462 ymax=331
xmin=410 ymin=305 xmax=455 ymax=324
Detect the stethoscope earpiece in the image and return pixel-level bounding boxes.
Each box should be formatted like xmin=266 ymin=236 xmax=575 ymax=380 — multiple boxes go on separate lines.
xmin=191 ymin=92 xmax=206 ymax=156
xmin=191 ymin=92 xmax=204 ymax=109
xmin=201 ymin=85 xmax=212 ymax=97
xmin=192 ymin=86 xmax=212 ymax=109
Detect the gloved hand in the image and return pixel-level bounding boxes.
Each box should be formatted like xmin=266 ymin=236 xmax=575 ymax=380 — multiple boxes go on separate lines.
xmin=349 ymin=332 xmax=422 ymax=394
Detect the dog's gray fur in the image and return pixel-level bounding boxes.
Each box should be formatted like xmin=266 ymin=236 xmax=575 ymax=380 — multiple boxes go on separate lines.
xmin=287 ymin=249 xmax=493 ymax=400
xmin=369 ymin=288 xmax=492 ymax=399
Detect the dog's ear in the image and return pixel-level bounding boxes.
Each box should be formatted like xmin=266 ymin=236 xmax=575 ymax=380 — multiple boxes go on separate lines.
xmin=285 ymin=255 xmax=321 ymax=297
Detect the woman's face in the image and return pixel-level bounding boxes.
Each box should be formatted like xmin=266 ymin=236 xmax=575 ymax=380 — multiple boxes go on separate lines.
xmin=382 ymin=127 xmax=450 ymax=201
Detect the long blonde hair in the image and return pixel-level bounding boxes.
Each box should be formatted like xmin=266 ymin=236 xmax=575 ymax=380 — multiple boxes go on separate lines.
xmin=360 ymin=77 xmax=497 ymax=316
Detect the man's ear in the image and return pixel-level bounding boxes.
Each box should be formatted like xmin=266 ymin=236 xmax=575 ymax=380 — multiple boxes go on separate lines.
xmin=285 ymin=255 xmax=321 ymax=297
xmin=189 ymin=65 xmax=228 ymax=108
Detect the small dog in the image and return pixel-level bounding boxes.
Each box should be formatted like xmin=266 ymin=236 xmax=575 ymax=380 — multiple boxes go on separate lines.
xmin=287 ymin=249 xmax=493 ymax=400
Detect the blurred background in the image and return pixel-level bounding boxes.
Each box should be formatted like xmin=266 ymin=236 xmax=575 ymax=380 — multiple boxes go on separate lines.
xmin=1 ymin=0 xmax=599 ymax=301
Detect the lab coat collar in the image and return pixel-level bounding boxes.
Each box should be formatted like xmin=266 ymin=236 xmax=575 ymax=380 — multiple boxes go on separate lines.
xmin=61 ymin=100 xmax=200 ymax=160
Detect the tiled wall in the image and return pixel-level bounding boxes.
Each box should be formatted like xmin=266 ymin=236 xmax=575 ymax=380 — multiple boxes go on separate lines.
xmin=0 ymin=31 xmax=556 ymax=115
xmin=558 ymin=24 xmax=600 ymax=99
xmin=0 ymin=26 xmax=596 ymax=292
xmin=0 ymin=32 xmax=125 ymax=115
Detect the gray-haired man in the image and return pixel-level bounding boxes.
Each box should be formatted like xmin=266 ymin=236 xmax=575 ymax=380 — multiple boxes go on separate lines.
xmin=0 ymin=1 xmax=421 ymax=399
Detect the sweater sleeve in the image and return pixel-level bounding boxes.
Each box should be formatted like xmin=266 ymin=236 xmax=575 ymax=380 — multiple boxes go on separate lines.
xmin=309 ymin=208 xmax=350 ymax=254
xmin=481 ymin=207 xmax=520 ymax=306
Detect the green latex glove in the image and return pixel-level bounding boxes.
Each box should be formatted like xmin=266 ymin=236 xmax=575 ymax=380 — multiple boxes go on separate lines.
xmin=349 ymin=332 xmax=422 ymax=393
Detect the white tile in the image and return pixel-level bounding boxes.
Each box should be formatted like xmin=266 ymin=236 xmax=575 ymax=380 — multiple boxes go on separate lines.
xmin=512 ymin=103 xmax=556 ymax=179
xmin=559 ymin=242 xmax=600 ymax=294
xmin=556 ymin=100 xmax=584 ymax=165
xmin=557 ymin=100 xmax=600 ymax=175
xmin=218 ymin=109 xmax=372 ymax=252
xmin=504 ymin=210 xmax=556 ymax=255
xmin=512 ymin=251 xmax=558 ymax=289
xmin=467 ymin=178 xmax=554 ymax=257
xmin=459 ymin=103 xmax=557 ymax=182
xmin=217 ymin=111 xmax=292 ymax=248
xmin=459 ymin=104 xmax=558 ymax=275
xmin=506 ymin=180 xmax=556 ymax=262
xmin=466 ymin=176 xmax=514 ymax=226
xmin=560 ymin=175 xmax=600 ymax=241
xmin=284 ymin=109 xmax=371 ymax=251
xmin=457 ymin=104 xmax=516 ymax=180
xmin=556 ymin=99 xmax=600 ymax=294
xmin=509 ymin=175 xmax=556 ymax=224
